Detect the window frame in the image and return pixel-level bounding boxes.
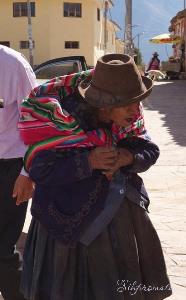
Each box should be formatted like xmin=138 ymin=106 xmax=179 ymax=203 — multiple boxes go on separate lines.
xmin=13 ymin=2 xmax=35 ymax=17
xmin=63 ymin=2 xmax=82 ymax=18
xmin=0 ymin=41 xmax=10 ymax=47
xmin=97 ymin=8 xmax=100 ymax=21
xmin=20 ymin=40 xmax=35 ymax=49
xmin=65 ymin=41 xmax=80 ymax=49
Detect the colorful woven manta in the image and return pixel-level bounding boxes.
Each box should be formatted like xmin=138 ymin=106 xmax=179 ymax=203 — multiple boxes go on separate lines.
xmin=18 ymin=69 xmax=146 ymax=171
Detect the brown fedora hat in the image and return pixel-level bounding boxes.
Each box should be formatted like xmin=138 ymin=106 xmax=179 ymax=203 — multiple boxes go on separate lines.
xmin=78 ymin=54 xmax=153 ymax=108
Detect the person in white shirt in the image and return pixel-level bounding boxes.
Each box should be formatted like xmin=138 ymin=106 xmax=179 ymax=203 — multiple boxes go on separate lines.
xmin=0 ymin=45 xmax=37 ymax=300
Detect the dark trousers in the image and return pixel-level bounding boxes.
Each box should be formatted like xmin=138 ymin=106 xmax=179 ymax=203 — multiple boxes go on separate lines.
xmin=0 ymin=159 xmax=28 ymax=300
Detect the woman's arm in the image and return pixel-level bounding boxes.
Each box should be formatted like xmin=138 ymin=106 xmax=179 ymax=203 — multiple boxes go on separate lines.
xmin=118 ymin=136 xmax=160 ymax=173
xmin=29 ymin=150 xmax=92 ymax=186
xmin=29 ymin=146 xmax=118 ymax=186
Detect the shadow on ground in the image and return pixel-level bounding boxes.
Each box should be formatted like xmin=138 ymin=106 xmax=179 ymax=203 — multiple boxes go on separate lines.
xmin=144 ymin=80 xmax=186 ymax=147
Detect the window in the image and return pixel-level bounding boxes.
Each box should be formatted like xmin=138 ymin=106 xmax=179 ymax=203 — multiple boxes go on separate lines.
xmin=20 ymin=40 xmax=35 ymax=49
xmin=65 ymin=41 xmax=79 ymax=49
xmin=13 ymin=2 xmax=35 ymax=17
xmin=35 ymin=60 xmax=82 ymax=80
xmin=0 ymin=41 xmax=10 ymax=47
xmin=64 ymin=3 xmax=82 ymax=17
xmin=97 ymin=8 xmax=100 ymax=21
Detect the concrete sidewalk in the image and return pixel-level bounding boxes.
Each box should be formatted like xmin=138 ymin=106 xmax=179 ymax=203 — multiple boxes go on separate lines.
xmin=141 ymin=80 xmax=186 ymax=299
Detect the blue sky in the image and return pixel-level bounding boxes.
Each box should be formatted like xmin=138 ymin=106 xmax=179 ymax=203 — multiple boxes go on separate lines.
xmin=111 ymin=0 xmax=184 ymax=64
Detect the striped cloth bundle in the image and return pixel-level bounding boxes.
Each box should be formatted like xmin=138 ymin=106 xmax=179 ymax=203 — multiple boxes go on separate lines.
xmin=18 ymin=70 xmax=146 ymax=171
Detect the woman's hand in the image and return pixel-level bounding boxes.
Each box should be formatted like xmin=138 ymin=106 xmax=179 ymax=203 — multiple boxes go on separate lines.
xmin=88 ymin=147 xmax=118 ymax=171
xmin=103 ymin=148 xmax=134 ymax=180
xmin=13 ymin=174 xmax=34 ymax=206
xmin=115 ymin=148 xmax=134 ymax=168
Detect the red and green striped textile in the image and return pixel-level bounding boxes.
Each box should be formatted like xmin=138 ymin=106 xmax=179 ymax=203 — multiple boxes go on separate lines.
xmin=18 ymin=70 xmax=146 ymax=171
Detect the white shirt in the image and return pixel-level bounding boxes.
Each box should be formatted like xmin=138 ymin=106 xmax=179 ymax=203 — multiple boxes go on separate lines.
xmin=0 ymin=45 xmax=37 ymax=161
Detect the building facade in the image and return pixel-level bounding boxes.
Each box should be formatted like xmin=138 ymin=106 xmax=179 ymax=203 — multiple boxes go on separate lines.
xmin=169 ymin=9 xmax=186 ymax=71
xmin=0 ymin=0 xmax=123 ymax=67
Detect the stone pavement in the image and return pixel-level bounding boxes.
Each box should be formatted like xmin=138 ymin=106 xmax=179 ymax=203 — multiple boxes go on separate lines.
xmin=1 ymin=80 xmax=186 ymax=300
xmin=141 ymin=80 xmax=186 ymax=299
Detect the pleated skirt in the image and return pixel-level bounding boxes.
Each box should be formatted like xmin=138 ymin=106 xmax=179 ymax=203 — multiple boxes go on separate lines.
xmin=21 ymin=199 xmax=172 ymax=300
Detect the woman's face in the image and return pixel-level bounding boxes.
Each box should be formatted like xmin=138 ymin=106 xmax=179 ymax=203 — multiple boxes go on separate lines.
xmin=99 ymin=102 xmax=140 ymax=127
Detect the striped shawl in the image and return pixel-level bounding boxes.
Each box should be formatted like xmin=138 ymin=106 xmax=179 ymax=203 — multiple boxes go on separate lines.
xmin=18 ymin=70 xmax=147 ymax=171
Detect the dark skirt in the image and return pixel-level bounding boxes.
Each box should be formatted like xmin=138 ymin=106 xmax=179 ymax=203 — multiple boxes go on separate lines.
xmin=21 ymin=199 xmax=172 ymax=300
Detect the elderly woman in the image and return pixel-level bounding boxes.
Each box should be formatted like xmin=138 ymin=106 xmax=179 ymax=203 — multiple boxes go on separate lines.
xmin=19 ymin=54 xmax=171 ymax=300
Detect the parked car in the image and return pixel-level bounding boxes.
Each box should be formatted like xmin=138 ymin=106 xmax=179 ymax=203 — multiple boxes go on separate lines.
xmin=34 ymin=56 xmax=88 ymax=84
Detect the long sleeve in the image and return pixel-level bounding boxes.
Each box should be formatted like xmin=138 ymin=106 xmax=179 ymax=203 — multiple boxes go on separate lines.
xmin=118 ymin=136 xmax=160 ymax=174
xmin=0 ymin=46 xmax=37 ymax=159
xmin=29 ymin=149 xmax=92 ymax=186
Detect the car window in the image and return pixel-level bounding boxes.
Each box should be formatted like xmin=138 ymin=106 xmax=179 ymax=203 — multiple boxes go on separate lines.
xmin=35 ymin=60 xmax=82 ymax=80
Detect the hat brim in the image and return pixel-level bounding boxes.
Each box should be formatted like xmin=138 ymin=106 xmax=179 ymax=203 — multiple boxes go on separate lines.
xmin=78 ymin=75 xmax=153 ymax=108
